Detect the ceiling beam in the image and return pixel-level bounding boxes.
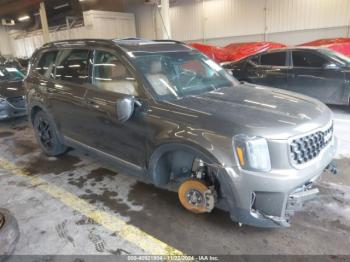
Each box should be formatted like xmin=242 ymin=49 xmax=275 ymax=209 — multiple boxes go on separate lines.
xmin=0 ymin=0 xmax=42 ymax=17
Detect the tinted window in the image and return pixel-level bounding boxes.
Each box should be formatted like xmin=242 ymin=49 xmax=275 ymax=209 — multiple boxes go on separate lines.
xmin=35 ymin=51 xmax=58 ymax=78
xmin=92 ymin=51 xmax=138 ymax=96
xmin=55 ymin=49 xmax=90 ymax=84
xmin=292 ymin=51 xmax=328 ymax=68
xmin=260 ymin=52 xmax=286 ymax=66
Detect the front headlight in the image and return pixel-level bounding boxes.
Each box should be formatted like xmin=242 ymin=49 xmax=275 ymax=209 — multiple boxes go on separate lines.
xmin=233 ymin=134 xmax=271 ymax=172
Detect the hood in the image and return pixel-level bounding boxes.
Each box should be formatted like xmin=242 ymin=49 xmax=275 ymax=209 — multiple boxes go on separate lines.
xmin=165 ymin=83 xmax=332 ymax=140
xmin=0 ymin=81 xmax=25 ymax=98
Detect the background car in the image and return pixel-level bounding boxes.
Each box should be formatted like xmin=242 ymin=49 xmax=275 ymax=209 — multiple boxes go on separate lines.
xmin=298 ymin=38 xmax=350 ymax=57
xmin=0 ymin=63 xmax=27 ymax=120
xmin=222 ymin=47 xmax=350 ymax=106
xmin=189 ymin=41 xmax=286 ymax=63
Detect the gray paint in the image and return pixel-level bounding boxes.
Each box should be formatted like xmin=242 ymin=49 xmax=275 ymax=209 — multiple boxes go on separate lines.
xmin=25 ymin=39 xmax=336 ymax=228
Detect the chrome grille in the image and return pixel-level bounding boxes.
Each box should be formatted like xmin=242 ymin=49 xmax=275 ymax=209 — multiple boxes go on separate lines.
xmin=6 ymin=96 xmax=26 ymax=110
xmin=290 ymin=124 xmax=333 ymax=165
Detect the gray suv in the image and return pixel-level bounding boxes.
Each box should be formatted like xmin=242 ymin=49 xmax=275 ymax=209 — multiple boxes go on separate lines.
xmin=25 ymin=39 xmax=337 ymax=228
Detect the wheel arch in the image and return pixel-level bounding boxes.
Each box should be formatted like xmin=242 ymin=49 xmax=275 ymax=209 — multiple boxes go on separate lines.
xmin=28 ymin=102 xmax=65 ymax=143
xmin=148 ymin=141 xmax=222 ymax=186
xmin=29 ymin=105 xmax=43 ymax=125
xmin=28 ymin=101 xmax=53 ymax=125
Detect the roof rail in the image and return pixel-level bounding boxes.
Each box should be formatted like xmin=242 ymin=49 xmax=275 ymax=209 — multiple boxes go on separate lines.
xmin=113 ymin=37 xmax=144 ymax=41
xmin=152 ymin=39 xmax=186 ymax=45
xmin=43 ymin=38 xmax=113 ymax=47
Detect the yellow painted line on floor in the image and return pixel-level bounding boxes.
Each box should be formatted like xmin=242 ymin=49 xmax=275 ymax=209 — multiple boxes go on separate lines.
xmin=0 ymin=157 xmax=183 ymax=256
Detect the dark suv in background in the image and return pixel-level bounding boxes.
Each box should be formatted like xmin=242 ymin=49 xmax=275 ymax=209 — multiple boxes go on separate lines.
xmin=222 ymin=47 xmax=350 ymax=106
xmin=0 ymin=63 xmax=27 ymax=120
xmin=25 ymin=39 xmax=336 ymax=228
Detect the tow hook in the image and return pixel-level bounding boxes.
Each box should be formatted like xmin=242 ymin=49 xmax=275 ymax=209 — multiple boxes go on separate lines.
xmin=325 ymin=161 xmax=337 ymax=175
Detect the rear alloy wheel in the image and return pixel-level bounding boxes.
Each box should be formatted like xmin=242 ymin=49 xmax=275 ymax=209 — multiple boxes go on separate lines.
xmin=178 ymin=179 xmax=215 ymax=214
xmin=33 ymin=111 xmax=67 ymax=156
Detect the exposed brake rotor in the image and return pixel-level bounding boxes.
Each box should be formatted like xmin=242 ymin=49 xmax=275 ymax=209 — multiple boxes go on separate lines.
xmin=178 ymin=179 xmax=216 ymax=214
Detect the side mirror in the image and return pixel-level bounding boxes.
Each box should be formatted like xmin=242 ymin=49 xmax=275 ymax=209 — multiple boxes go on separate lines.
xmin=116 ymin=96 xmax=137 ymax=122
xmin=323 ymin=63 xmax=339 ymax=70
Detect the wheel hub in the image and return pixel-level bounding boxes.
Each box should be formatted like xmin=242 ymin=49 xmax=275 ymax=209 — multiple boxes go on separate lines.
xmin=178 ymin=179 xmax=216 ymax=214
xmin=186 ymin=189 xmax=203 ymax=207
xmin=37 ymin=119 xmax=53 ymax=149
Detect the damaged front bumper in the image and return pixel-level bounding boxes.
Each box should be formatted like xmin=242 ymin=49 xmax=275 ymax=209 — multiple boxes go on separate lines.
xmin=252 ymin=182 xmax=320 ymax=227
xmin=217 ymin=138 xmax=337 ymax=228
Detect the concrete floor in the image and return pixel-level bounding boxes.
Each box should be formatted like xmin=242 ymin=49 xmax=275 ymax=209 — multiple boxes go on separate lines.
xmin=0 ymin=105 xmax=349 ymax=256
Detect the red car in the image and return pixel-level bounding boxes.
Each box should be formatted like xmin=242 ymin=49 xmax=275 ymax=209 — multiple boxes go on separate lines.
xmin=299 ymin=38 xmax=350 ymax=57
xmin=190 ymin=41 xmax=286 ymax=63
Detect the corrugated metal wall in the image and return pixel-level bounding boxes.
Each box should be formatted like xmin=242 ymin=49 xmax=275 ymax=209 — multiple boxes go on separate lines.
xmin=169 ymin=0 xmax=350 ymax=42
xmin=8 ymin=10 xmax=136 ymax=58
xmin=11 ymin=27 xmax=88 ymax=58
xmin=266 ymin=0 xmax=350 ymax=33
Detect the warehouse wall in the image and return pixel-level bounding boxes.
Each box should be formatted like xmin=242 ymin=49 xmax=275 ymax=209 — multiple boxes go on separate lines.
xmin=132 ymin=0 xmax=350 ymax=46
xmin=168 ymin=0 xmax=350 ymax=45
xmin=7 ymin=10 xmax=136 ymax=58
xmin=203 ymin=26 xmax=350 ymax=46
xmin=126 ymin=0 xmax=156 ymax=39
xmin=0 ymin=26 xmax=13 ymax=57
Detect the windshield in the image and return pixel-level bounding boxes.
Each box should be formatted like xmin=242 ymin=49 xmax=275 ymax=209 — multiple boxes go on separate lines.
xmin=133 ymin=51 xmax=238 ymax=100
xmin=0 ymin=66 xmax=25 ymax=82
xmin=319 ymin=48 xmax=350 ymax=66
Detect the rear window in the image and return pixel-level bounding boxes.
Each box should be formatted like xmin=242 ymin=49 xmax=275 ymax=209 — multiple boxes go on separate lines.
xmin=35 ymin=51 xmax=58 ymax=78
xmin=260 ymin=52 xmax=286 ymax=66
xmin=55 ymin=49 xmax=90 ymax=84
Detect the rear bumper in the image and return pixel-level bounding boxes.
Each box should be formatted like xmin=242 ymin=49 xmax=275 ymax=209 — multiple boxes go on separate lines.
xmin=0 ymin=97 xmax=27 ymax=120
xmin=217 ymin=137 xmax=337 ymax=228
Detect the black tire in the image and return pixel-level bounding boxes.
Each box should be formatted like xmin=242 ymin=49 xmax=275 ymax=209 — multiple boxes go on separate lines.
xmin=0 ymin=209 xmax=20 ymax=258
xmin=33 ymin=110 xmax=67 ymax=156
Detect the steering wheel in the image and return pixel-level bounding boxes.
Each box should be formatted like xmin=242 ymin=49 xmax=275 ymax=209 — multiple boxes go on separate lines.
xmin=181 ymin=69 xmax=199 ymax=86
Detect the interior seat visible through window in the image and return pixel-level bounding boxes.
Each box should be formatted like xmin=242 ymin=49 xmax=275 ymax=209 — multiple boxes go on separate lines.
xmin=145 ymin=60 xmax=172 ymax=96
xmin=93 ymin=51 xmax=138 ymax=96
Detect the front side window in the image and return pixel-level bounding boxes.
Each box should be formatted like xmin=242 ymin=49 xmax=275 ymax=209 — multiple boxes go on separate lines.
xmin=292 ymin=51 xmax=327 ymax=68
xmin=55 ymin=49 xmax=90 ymax=84
xmin=35 ymin=50 xmax=58 ymax=78
xmin=133 ymin=51 xmax=238 ymax=101
xmin=260 ymin=52 xmax=286 ymax=66
xmin=0 ymin=66 xmax=25 ymax=82
xmin=92 ymin=51 xmax=138 ymax=96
